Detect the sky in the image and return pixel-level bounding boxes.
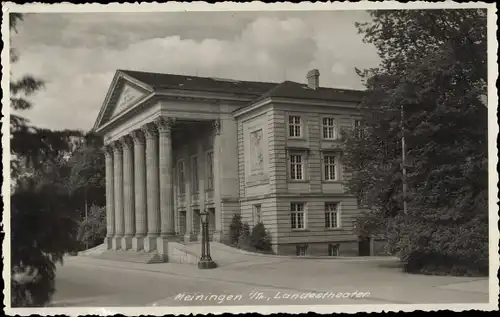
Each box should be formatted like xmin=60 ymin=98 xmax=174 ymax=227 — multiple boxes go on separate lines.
xmin=10 ymin=11 xmax=380 ymax=131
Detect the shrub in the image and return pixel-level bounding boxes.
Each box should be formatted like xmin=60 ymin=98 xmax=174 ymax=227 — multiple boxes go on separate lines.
xmin=249 ymin=222 xmax=272 ymax=252
xmin=228 ymin=213 xmax=243 ymax=246
xmin=237 ymin=223 xmax=251 ymax=250
xmin=394 ymin=204 xmax=489 ymax=276
xmin=11 ymin=178 xmax=80 ymax=307
xmin=77 ymin=205 xmax=106 ymax=250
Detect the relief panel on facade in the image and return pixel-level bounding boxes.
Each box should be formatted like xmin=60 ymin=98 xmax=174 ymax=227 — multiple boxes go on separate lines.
xmin=111 ymin=83 xmax=146 ymax=118
xmin=249 ymin=129 xmax=264 ymax=175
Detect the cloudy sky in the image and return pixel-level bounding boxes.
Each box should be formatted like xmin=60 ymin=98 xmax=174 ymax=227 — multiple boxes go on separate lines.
xmin=10 ymin=11 xmax=380 ymax=131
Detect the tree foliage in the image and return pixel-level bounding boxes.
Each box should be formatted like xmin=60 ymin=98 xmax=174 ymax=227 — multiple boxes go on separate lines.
xmin=77 ymin=205 xmax=107 ymax=250
xmin=68 ymin=133 xmax=106 ymax=216
xmin=9 ymin=13 xmax=85 ymax=306
xmin=11 ymin=178 xmax=80 ymax=306
xmin=9 ymin=13 xmax=84 ymax=179
xmin=249 ymin=222 xmax=272 ymax=252
xmin=345 ymin=9 xmax=488 ymax=275
xmin=228 ymin=213 xmax=243 ymax=245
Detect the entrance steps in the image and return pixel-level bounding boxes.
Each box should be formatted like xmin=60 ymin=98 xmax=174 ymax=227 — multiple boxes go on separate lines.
xmin=95 ymin=250 xmax=164 ymax=264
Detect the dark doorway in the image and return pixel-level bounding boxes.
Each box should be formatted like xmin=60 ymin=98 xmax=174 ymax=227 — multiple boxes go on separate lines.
xmin=358 ymin=236 xmax=371 ymax=256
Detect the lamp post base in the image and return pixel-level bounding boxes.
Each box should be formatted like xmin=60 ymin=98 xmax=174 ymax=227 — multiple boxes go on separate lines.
xmin=198 ymin=258 xmax=217 ymax=269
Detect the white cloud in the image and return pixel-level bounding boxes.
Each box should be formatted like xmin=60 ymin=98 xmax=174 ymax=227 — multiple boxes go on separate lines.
xmin=11 ymin=12 xmax=380 ymax=131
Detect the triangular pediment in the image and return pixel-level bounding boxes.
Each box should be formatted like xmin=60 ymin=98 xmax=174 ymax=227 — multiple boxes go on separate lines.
xmin=93 ymin=71 xmax=154 ymax=131
xmin=111 ymin=82 xmax=147 ymax=117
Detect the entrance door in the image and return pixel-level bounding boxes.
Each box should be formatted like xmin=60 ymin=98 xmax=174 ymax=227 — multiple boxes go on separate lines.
xmin=358 ymin=236 xmax=371 ymax=256
xmin=179 ymin=210 xmax=187 ymax=236
xmin=193 ymin=209 xmax=201 ymax=236
xmin=328 ymin=244 xmax=339 ymax=256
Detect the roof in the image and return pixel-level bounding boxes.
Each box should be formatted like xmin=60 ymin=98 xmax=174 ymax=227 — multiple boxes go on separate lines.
xmin=119 ymin=69 xmax=277 ymax=96
xmin=119 ymin=69 xmax=364 ymax=103
xmin=254 ymin=80 xmax=365 ymax=103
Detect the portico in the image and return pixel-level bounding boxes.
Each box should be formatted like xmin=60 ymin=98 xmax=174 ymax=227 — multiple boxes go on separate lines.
xmin=103 ymin=118 xmax=220 ymax=253
xmin=94 ymin=70 xmax=245 ymax=258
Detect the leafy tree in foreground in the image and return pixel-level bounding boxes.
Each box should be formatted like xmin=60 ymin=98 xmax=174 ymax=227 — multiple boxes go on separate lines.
xmin=11 ymin=178 xmax=80 ymax=306
xmin=345 ymin=9 xmax=488 ymax=275
xmin=10 ymin=13 xmax=83 ymax=306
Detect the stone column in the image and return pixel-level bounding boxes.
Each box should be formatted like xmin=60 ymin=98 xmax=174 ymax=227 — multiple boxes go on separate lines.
xmin=155 ymin=117 xmax=176 ymax=258
xmin=183 ymin=147 xmax=194 ymax=243
xmin=132 ymin=130 xmax=147 ymax=251
xmin=142 ymin=123 xmax=160 ymax=252
xmin=112 ymin=141 xmax=124 ymax=250
xmin=197 ymin=142 xmax=206 ymax=241
xmin=103 ymin=145 xmax=115 ymax=250
xmin=173 ymin=165 xmax=180 ymax=235
xmin=120 ymin=135 xmax=135 ymax=250
xmin=156 ymin=117 xmax=176 ymax=237
xmin=211 ymin=119 xmax=223 ymax=241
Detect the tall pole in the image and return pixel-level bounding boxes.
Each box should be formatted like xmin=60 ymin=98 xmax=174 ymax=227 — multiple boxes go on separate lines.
xmin=401 ymin=104 xmax=408 ymax=216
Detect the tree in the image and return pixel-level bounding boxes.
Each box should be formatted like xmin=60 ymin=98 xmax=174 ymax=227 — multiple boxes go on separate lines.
xmin=11 ymin=177 xmax=80 ymax=306
xmin=10 ymin=13 xmax=83 ymax=306
xmin=68 ymin=132 xmax=106 ymax=220
xmin=345 ymin=9 xmax=488 ymax=275
xmin=77 ymin=205 xmax=107 ymax=250
xmin=10 ymin=14 xmax=83 ymax=180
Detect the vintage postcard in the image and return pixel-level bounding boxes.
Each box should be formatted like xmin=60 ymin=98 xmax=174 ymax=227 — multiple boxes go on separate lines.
xmin=2 ymin=1 xmax=498 ymax=315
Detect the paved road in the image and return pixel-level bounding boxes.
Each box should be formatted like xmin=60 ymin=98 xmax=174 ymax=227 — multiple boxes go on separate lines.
xmin=52 ymin=258 xmax=379 ymax=307
xmin=50 ymin=256 xmax=490 ymax=308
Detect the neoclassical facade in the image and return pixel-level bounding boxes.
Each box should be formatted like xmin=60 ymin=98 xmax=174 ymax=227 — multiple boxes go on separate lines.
xmin=93 ymin=69 xmax=382 ymax=258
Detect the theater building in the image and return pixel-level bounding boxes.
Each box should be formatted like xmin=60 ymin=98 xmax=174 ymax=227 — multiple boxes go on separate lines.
xmin=93 ymin=68 xmax=374 ymax=258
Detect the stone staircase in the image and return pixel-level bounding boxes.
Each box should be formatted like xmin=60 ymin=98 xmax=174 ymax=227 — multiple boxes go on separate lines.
xmin=95 ymin=250 xmax=165 ymax=264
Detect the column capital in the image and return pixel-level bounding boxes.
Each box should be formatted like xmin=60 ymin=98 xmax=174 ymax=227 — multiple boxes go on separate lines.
xmin=111 ymin=140 xmax=123 ymax=153
xmin=131 ymin=129 xmax=145 ymax=144
xmin=103 ymin=144 xmax=114 ymax=157
xmin=212 ymin=119 xmax=221 ymax=136
xmin=120 ymin=135 xmax=134 ymax=149
xmin=155 ymin=117 xmax=176 ymax=134
xmin=141 ymin=123 xmax=158 ymax=139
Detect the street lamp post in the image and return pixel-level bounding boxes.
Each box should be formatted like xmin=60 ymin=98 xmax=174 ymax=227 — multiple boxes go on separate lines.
xmin=198 ymin=209 xmax=217 ymax=269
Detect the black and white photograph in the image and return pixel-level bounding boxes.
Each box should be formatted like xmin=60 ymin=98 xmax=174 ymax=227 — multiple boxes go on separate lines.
xmin=2 ymin=2 xmax=498 ymax=315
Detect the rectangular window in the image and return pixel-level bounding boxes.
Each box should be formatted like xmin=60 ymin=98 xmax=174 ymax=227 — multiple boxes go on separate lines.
xmin=354 ymin=119 xmax=364 ymax=139
xmin=291 ymin=203 xmax=305 ymax=230
xmin=253 ymin=204 xmax=262 ymax=225
xmin=328 ymin=244 xmax=339 ymax=256
xmin=322 ymin=117 xmax=336 ymax=139
xmin=296 ymin=245 xmax=308 ymax=256
xmin=191 ymin=156 xmax=199 ymax=193
xmin=288 ymin=115 xmax=302 ymax=138
xmin=324 ymin=155 xmax=337 ymax=181
xmin=206 ymin=152 xmax=214 ymax=190
xmin=178 ymin=161 xmax=185 ymax=195
xmin=290 ymin=154 xmax=304 ymax=180
xmin=325 ymin=203 xmax=340 ymax=229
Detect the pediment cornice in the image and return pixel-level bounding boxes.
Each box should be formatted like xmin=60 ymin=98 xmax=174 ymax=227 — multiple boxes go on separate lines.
xmin=93 ymin=71 xmax=154 ymax=131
